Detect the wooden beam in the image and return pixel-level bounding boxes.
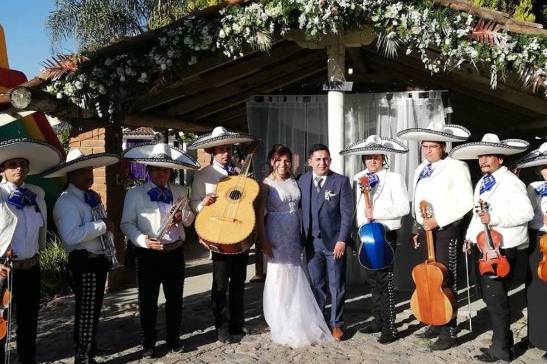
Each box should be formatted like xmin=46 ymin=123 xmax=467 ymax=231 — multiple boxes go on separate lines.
xmin=185 ymin=64 xmax=327 ymax=121
xmin=122 ymin=113 xmax=210 ymax=132
xmin=361 ymin=48 xmax=546 ymax=117
xmin=137 ymin=41 xmax=304 ymax=112
xmin=164 ymin=50 xmax=325 ymax=116
xmin=435 ymin=0 xmax=546 ymax=35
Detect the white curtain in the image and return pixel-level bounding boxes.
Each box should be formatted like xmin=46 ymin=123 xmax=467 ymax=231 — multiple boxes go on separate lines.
xmin=248 ymin=91 xmax=450 ymax=289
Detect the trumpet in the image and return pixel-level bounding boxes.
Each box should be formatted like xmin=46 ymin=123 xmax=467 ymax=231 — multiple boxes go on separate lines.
xmin=156 ymin=197 xmax=191 ymax=241
xmin=91 ymin=203 xmax=121 ymax=271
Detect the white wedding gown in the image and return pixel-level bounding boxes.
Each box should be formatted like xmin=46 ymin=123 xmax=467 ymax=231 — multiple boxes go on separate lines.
xmin=262 ymin=176 xmax=333 ymax=348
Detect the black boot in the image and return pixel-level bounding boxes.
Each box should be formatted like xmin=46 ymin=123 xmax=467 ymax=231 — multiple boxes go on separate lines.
xmin=360 ymin=321 xmax=382 ymax=334
xmin=378 ymin=331 xmax=397 ymax=344
xmin=416 ymin=326 xmax=440 ymax=339
xmin=430 ymin=336 xmax=457 ymax=351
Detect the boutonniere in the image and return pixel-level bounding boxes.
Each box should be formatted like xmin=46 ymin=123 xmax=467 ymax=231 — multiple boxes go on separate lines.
xmin=324 ymin=190 xmax=336 ymax=201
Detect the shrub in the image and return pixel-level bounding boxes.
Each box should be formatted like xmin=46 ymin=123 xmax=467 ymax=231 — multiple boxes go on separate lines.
xmin=39 ymin=232 xmax=71 ymax=302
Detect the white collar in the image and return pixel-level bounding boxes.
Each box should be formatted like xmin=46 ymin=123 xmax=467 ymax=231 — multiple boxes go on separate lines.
xmin=312 ymin=172 xmax=328 ymax=180
xmin=484 ymin=166 xmax=507 ymax=180
xmin=3 ymin=181 xmax=25 ymax=193
xmin=67 ymin=183 xmax=86 ymax=200
xmin=145 ymin=181 xmax=169 ymax=190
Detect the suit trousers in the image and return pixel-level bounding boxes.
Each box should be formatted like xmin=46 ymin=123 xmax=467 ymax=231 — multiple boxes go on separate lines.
xmin=479 ymin=246 xmax=528 ymax=361
xmin=136 ymin=247 xmax=185 ymax=348
xmin=366 ymin=230 xmax=397 ymax=336
xmin=211 ymin=251 xmax=248 ymax=334
xmin=306 ymin=238 xmax=346 ymax=328
xmin=67 ymin=250 xmax=109 ymax=364
xmin=417 ymin=221 xmax=460 ymax=339
xmin=0 ymin=264 xmax=41 ymax=364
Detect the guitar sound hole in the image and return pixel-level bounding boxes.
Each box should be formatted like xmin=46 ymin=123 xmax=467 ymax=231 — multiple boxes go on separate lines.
xmin=229 ymin=190 xmax=242 ymax=200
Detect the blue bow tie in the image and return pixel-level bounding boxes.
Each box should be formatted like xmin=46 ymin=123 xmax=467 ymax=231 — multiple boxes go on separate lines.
xmin=148 ymin=186 xmax=173 ymax=204
xmin=84 ymin=189 xmax=101 ymax=208
xmin=535 ymin=182 xmax=547 ymax=197
xmin=367 ymin=172 xmax=379 ymax=188
xmin=7 ymin=187 xmax=37 ymax=210
xmin=224 ymin=164 xmax=237 ymax=176
xmin=480 ymin=174 xmax=496 ymax=194
xmin=418 ymin=163 xmax=433 ymax=181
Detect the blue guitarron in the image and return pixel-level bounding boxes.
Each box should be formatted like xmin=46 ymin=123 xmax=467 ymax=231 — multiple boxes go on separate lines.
xmin=357 ymin=176 xmax=394 ymax=270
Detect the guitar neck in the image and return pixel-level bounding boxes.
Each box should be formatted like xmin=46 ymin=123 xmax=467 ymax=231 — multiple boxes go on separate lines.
xmin=426 ymin=230 xmax=436 ymax=261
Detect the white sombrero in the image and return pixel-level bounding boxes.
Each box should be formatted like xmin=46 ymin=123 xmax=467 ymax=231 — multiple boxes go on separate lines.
xmin=397 ymin=121 xmax=470 ymax=142
xmin=340 ymin=135 xmax=408 ymax=156
xmin=41 ymin=149 xmax=120 ymax=178
xmin=123 ymin=142 xmax=200 ymax=170
xmin=187 ymin=126 xmax=256 ymax=150
xmin=515 ymin=142 xmax=547 ymax=169
xmin=450 ymin=133 xmax=529 ymax=160
xmin=0 ymin=138 xmax=63 ymax=175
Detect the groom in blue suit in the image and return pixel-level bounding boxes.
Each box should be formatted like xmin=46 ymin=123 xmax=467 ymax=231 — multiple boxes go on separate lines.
xmin=298 ymin=144 xmax=354 ymax=341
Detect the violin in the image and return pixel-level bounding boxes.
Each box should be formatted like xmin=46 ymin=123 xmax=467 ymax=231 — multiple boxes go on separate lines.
xmin=356 ymin=176 xmax=394 ymax=270
xmin=537 ymin=233 xmax=547 ymax=282
xmin=0 ymin=251 xmax=13 ymax=340
xmin=410 ymin=200 xmax=455 ymax=326
xmin=475 ymin=199 xmax=510 ymax=278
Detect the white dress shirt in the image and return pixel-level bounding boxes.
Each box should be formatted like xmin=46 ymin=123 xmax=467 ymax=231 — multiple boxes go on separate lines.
xmin=354 ymin=168 xmax=410 ymax=230
xmin=465 ymin=166 xmax=534 ymax=249
xmin=412 ymin=157 xmax=474 ymax=228
xmin=528 ymin=181 xmax=547 ymax=232
xmin=312 ymin=173 xmax=327 ymax=190
xmin=191 ymin=162 xmax=230 ymax=212
xmin=0 ymin=182 xmax=44 ymax=260
xmin=121 ymin=182 xmax=194 ymax=248
xmin=53 ymin=184 xmax=107 ymax=254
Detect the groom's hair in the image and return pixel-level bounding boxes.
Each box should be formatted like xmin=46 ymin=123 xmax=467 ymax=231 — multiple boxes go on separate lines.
xmin=308 ymin=144 xmax=330 ymax=158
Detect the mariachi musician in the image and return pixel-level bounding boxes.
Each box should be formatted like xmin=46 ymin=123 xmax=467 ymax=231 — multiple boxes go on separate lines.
xmin=451 ymin=133 xmax=533 ymax=362
xmin=340 ymin=135 xmax=409 ymax=344
xmin=515 ymin=142 xmax=547 ymax=360
xmin=120 ymin=142 xmax=198 ymax=358
xmin=0 ymin=138 xmax=62 ymax=364
xmin=189 ymin=126 xmax=257 ymax=344
xmin=45 ymin=149 xmax=119 ymax=364
xmin=397 ymin=121 xmax=474 ymax=350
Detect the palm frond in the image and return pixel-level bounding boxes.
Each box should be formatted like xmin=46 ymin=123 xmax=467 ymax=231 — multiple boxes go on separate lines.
xmin=469 ymin=18 xmax=504 ymax=47
xmin=40 ymin=54 xmax=89 ymax=80
xmin=519 ymin=65 xmax=546 ymax=94
xmin=376 ymin=32 xmax=404 ymax=59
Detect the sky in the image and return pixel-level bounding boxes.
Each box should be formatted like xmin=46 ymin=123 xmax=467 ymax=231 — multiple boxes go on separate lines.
xmin=0 ymin=0 xmax=75 ymax=78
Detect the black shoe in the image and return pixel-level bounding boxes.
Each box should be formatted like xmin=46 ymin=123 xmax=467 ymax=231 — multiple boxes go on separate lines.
xmin=416 ymin=326 xmax=440 ymax=339
xmin=360 ymin=322 xmax=382 ymax=334
xmin=142 ymin=347 xmax=155 ymax=359
xmin=217 ymin=330 xmax=232 ymax=344
xmin=476 ymin=348 xmax=511 ymax=362
xmin=168 ymin=339 xmax=184 ymax=354
xmin=430 ymin=337 xmax=457 ymax=351
xmin=378 ymin=332 xmax=398 ymax=344
xmin=230 ymin=327 xmax=248 ymax=336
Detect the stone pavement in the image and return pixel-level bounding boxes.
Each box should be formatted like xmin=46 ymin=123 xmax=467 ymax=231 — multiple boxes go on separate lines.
xmin=28 ymin=245 xmax=546 ymax=364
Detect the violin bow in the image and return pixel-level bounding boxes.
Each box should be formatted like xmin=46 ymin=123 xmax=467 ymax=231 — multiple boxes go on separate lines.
xmin=464 ymin=244 xmax=473 ymax=332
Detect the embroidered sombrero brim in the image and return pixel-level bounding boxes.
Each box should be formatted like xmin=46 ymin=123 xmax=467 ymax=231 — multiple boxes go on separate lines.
xmin=187 ymin=132 xmax=256 ymax=150
xmin=41 ymin=153 xmax=120 ymax=178
xmin=340 ymin=137 xmax=408 ymax=156
xmin=397 ymin=124 xmax=470 ymax=142
xmin=450 ymin=139 xmax=529 ymax=160
xmin=123 ymin=143 xmax=200 ymax=170
xmin=0 ymin=138 xmax=63 ymax=175
xmin=515 ymin=149 xmax=547 ymax=169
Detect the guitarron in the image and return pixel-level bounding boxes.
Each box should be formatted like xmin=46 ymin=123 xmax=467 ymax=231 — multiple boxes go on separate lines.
xmin=195 ymin=151 xmax=259 ymax=254
xmin=357 ymin=175 xmax=394 ymax=270
xmin=410 ymin=200 xmax=456 ymax=326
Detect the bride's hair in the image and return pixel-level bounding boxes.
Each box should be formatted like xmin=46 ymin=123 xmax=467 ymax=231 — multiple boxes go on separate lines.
xmin=267 ymin=144 xmax=293 ymax=177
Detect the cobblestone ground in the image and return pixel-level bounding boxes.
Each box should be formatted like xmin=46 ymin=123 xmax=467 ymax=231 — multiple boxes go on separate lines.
xmin=29 ymin=253 xmax=545 ymax=364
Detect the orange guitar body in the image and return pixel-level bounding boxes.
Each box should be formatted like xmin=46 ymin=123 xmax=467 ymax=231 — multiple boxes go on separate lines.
xmin=410 ymin=200 xmax=456 ymax=326
xmin=538 ymin=234 xmax=547 ymax=282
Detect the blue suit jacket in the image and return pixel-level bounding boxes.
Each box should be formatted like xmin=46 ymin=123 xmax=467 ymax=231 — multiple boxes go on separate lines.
xmin=298 ymin=171 xmax=354 ymax=251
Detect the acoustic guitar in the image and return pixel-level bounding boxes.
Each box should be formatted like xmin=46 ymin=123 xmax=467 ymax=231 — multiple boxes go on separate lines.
xmin=195 ymin=148 xmax=259 ymax=254
xmin=410 ymin=200 xmax=456 ymax=326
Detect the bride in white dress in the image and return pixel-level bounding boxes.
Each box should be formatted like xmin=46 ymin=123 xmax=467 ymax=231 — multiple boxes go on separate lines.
xmin=256 ymin=144 xmax=333 ymax=348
